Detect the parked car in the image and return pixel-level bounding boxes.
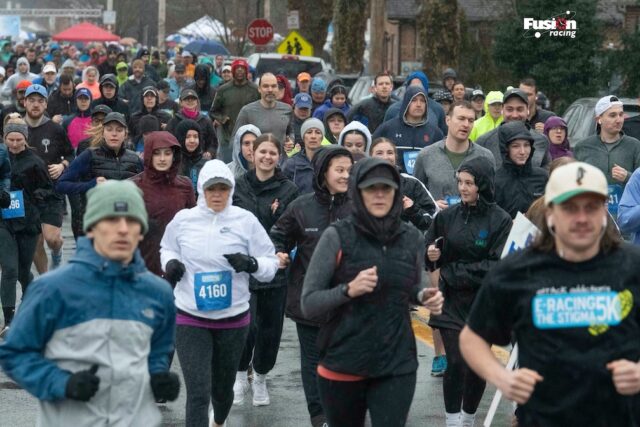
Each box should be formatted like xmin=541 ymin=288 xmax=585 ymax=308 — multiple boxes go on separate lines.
xmin=247 ymin=53 xmax=331 ymax=86
xmin=563 ymin=97 xmax=640 ymax=145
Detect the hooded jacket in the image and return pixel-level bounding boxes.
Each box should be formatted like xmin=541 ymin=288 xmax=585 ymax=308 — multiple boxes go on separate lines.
xmin=337 ymin=121 xmax=372 ymax=154
xmin=270 ymin=146 xmax=354 ymax=326
xmin=166 ymin=109 xmax=217 ymax=157
xmin=312 ymin=98 xmax=350 ymax=121
xmin=62 ymin=93 xmax=93 ymax=150
xmin=383 ymin=71 xmax=448 ymax=135
xmin=426 ymin=156 xmax=511 ymax=330
xmin=2 ymin=57 xmax=37 ymax=99
xmin=543 ymin=116 xmax=573 ymax=159
xmin=210 ymin=79 xmax=260 ymax=150
xmin=400 ymin=173 xmax=437 ymax=231
xmin=129 ymin=89 xmax=172 ymax=137
xmin=476 ymin=121 xmax=551 ymax=169
xmin=372 ymin=86 xmax=444 ymax=173
xmin=300 ymin=157 xmax=426 ymax=377
xmin=175 ymin=119 xmax=207 ymax=193
xmin=323 ymin=107 xmax=347 ymax=145
xmin=116 ymin=62 xmax=129 ymax=86
xmin=227 ymin=124 xmax=261 ymax=179
xmin=76 ymin=67 xmax=101 ymax=100
xmin=494 ymin=121 xmax=549 ymax=218
xmin=346 ymin=91 xmax=392 ymax=134
xmin=233 ymin=167 xmax=299 ymax=290
xmin=0 ymin=237 xmax=176 ymax=427
xmin=194 ymin=64 xmax=215 ymax=113
xmin=131 ymin=131 xmax=196 ymax=277
xmin=160 ymin=159 xmax=279 ymax=320
xmin=469 ymin=91 xmax=504 ymax=142
xmin=91 ymin=74 xmax=130 ymax=118
xmin=120 ymin=72 xmax=156 ymax=115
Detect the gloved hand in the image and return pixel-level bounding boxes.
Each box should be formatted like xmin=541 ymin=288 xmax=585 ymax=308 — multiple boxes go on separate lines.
xmin=223 ymin=253 xmax=258 ymax=273
xmin=65 ymin=364 xmax=100 ymax=402
xmin=164 ymin=260 xmax=186 ymax=286
xmin=0 ymin=190 xmax=10 ymax=209
xmin=150 ymin=372 xmax=180 ymax=402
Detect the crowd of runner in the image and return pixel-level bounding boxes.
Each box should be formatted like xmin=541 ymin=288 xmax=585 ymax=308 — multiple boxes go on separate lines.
xmin=0 ymin=40 xmax=639 ymax=427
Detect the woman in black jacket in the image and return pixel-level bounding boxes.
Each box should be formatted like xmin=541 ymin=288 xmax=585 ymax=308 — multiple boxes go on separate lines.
xmin=231 ymin=133 xmax=299 ymax=406
xmin=426 ymin=156 xmax=512 ymax=426
xmin=301 ymin=157 xmax=443 ymax=427
xmin=0 ymin=118 xmax=56 ymax=334
xmin=495 ymin=121 xmax=548 ymax=218
xmin=128 ymin=86 xmax=172 ymax=137
xmin=270 ymin=145 xmax=353 ymax=427
xmin=369 ymin=137 xmax=437 ymax=231
xmin=174 ymin=119 xmax=207 ymax=195
xmin=166 ymin=88 xmax=217 ymax=159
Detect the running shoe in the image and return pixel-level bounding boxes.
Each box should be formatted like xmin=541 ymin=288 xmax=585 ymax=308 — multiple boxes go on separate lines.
xmin=208 ymin=407 xmax=227 ymax=427
xmin=431 ymin=355 xmax=447 ymax=377
xmin=252 ymin=373 xmax=270 ymax=406
xmin=51 ymin=251 xmax=63 ymax=269
xmin=233 ymin=373 xmax=250 ymax=405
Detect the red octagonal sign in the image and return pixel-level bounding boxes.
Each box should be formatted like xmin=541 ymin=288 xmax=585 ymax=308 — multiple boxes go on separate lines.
xmin=247 ymin=19 xmax=274 ymax=45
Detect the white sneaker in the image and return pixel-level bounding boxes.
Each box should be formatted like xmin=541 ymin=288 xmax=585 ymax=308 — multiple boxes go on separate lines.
xmin=233 ymin=371 xmax=250 ymax=405
xmin=252 ymin=373 xmax=270 ymax=406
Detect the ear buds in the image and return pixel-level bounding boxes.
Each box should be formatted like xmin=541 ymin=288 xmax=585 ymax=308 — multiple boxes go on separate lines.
xmin=547 ymin=218 xmax=553 ymax=230
xmin=602 ymin=216 xmax=608 ymax=229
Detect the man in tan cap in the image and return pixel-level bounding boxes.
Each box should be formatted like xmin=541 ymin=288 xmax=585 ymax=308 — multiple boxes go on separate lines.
xmin=459 ymin=161 xmax=640 ymax=426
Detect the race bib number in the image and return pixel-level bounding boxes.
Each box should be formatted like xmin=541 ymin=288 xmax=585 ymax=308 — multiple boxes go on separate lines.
xmin=532 ymin=292 xmax=622 ymax=329
xmin=194 ymin=271 xmax=232 ymax=311
xmin=1 ymin=191 xmax=25 ymax=219
xmin=403 ymin=150 xmax=420 ymax=175
xmin=446 ymin=195 xmax=461 ymax=206
xmin=607 ymin=184 xmax=623 ymax=215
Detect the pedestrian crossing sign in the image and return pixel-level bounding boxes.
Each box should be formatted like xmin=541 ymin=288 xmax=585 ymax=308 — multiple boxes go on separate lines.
xmin=277 ymin=30 xmax=314 ymax=56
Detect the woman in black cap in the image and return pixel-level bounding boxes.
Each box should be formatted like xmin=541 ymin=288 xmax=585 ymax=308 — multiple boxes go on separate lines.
xmin=425 ymin=156 xmax=512 ymax=427
xmin=301 ymin=157 xmax=443 ymax=427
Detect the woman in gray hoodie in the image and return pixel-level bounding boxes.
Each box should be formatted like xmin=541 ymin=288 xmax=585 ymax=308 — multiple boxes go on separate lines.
xmin=227 ymin=124 xmax=261 ymax=179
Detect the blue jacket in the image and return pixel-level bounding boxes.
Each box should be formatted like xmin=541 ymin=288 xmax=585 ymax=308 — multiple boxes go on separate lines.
xmin=283 ymin=149 xmax=314 ymax=195
xmin=383 ymin=71 xmax=448 ymax=135
xmin=373 ymin=86 xmax=444 ymax=173
xmin=312 ymin=99 xmax=350 ymax=121
xmin=0 ymin=143 xmax=10 ymax=190
xmin=618 ymin=168 xmax=640 ymax=244
xmin=0 ymin=237 xmax=176 ymax=426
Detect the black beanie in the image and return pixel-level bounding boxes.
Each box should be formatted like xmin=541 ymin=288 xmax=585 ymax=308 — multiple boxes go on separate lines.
xmin=139 ymin=114 xmax=160 ymax=135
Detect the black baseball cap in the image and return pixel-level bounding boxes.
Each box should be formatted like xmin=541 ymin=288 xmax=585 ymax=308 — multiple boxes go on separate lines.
xmin=92 ymin=105 xmax=112 ymax=116
xmin=503 ymin=88 xmax=528 ymax=105
xmin=103 ymin=112 xmax=127 ymax=128
xmin=180 ymin=88 xmax=198 ymax=100
xmin=175 ymin=63 xmax=186 ymax=73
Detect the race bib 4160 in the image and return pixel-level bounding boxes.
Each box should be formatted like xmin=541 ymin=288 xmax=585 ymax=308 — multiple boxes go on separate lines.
xmin=532 ymin=292 xmax=622 ymax=329
xmin=194 ymin=271 xmax=232 ymax=311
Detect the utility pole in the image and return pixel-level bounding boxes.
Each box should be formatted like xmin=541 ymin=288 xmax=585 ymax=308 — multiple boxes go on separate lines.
xmin=369 ymin=0 xmax=386 ymax=74
xmin=158 ymin=0 xmax=166 ymax=49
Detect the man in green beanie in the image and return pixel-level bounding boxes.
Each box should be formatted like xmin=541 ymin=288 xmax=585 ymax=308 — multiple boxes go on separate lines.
xmin=0 ymin=180 xmax=180 ymax=426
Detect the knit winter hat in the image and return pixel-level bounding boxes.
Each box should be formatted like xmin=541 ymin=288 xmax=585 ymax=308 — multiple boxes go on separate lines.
xmin=4 ymin=122 xmax=28 ymax=140
xmin=83 ymin=180 xmax=149 ymax=234
xmin=301 ymin=118 xmax=325 ymax=137
xmin=139 ymin=114 xmax=160 ymax=135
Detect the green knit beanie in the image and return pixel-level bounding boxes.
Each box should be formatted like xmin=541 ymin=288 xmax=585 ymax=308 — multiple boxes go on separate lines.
xmin=83 ymin=180 xmax=148 ymax=234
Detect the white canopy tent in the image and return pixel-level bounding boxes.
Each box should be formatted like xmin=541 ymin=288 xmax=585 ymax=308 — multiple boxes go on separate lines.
xmin=177 ymin=15 xmax=230 ymax=41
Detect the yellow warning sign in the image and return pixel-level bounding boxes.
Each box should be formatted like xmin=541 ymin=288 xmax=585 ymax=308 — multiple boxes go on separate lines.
xmin=276 ymin=30 xmax=314 ymax=56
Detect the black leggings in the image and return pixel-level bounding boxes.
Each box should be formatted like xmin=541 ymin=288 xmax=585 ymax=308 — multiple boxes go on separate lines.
xmin=176 ymin=324 xmax=249 ymax=427
xmin=0 ymin=227 xmax=38 ymax=324
xmin=317 ymin=372 xmax=416 ymax=427
xmin=440 ymin=327 xmax=486 ymax=414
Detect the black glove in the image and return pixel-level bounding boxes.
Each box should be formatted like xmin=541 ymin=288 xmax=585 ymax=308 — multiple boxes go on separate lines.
xmin=150 ymin=372 xmax=180 ymax=402
xmin=164 ymin=260 xmax=186 ymax=286
xmin=0 ymin=190 xmax=10 ymax=209
xmin=65 ymin=364 xmax=100 ymax=402
xmin=223 ymin=253 xmax=258 ymax=273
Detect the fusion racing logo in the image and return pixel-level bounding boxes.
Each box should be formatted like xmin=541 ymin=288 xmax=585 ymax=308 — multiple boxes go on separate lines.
xmin=523 ymin=11 xmax=577 ymax=39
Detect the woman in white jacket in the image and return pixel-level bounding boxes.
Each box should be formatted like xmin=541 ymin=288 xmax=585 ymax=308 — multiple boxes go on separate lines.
xmin=160 ymin=159 xmax=280 ymax=427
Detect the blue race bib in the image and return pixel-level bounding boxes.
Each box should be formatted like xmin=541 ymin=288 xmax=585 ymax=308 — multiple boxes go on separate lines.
xmin=607 ymin=184 xmax=623 ymax=215
xmin=194 ymin=271 xmax=232 ymax=311
xmin=403 ymin=150 xmax=420 ymax=175
xmin=446 ymin=195 xmax=461 ymax=206
xmin=532 ymin=292 xmax=622 ymax=330
xmin=1 ymin=191 xmax=25 ymax=219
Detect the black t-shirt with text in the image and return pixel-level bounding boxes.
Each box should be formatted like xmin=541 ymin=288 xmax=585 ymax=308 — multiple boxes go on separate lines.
xmin=468 ymin=245 xmax=640 ymax=427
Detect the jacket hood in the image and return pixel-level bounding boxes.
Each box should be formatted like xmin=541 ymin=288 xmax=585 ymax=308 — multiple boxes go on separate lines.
xmin=543 ymin=116 xmax=572 ymax=158
xmin=312 ymin=145 xmax=353 ymax=195
xmin=194 ymin=64 xmax=211 ymax=95
xmin=17 ymin=57 xmax=29 ymax=72
xmin=82 ymin=66 xmax=99 ymax=82
xmin=405 ymin=71 xmax=429 ymax=91
xmin=457 ymin=156 xmax=496 ymax=204
xmin=62 ymin=59 xmax=76 ymax=70
xmin=139 ymin=85 xmax=159 ymax=112
xmin=232 ymin=124 xmax=261 ymax=174
xmin=323 ymin=107 xmax=346 ymax=143
xmin=175 ymin=119 xmax=203 ymax=158
xmin=99 ymin=74 xmax=119 ymax=97
xmin=483 ymin=91 xmax=503 ymax=113
xmin=196 ymin=159 xmax=235 ymax=211
xmin=337 ymin=120 xmax=372 ymax=154
xmin=116 ymin=61 xmax=128 ymax=71
xmin=401 ymin=86 xmax=428 ymax=126
xmin=142 ymin=131 xmax=181 ymax=181
xmin=498 ymin=121 xmax=535 ymax=168
xmin=349 ymin=157 xmax=404 ymax=243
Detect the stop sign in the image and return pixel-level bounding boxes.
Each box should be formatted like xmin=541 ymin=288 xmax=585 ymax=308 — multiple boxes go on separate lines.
xmin=247 ymin=19 xmax=274 ymax=45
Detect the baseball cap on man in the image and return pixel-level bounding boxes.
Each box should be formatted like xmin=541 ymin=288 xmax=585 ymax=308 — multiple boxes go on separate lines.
xmin=544 ymin=162 xmax=608 ymax=206
xmin=83 ymin=180 xmax=148 ymax=233
xmin=595 ymin=95 xmax=623 ymax=117
xmin=43 ymin=63 xmax=57 ymax=74
xmin=142 ymin=86 xmax=158 ymax=97
xmin=25 ymin=84 xmax=48 ymax=99
xmin=297 ymin=72 xmax=311 ymax=82
xmin=471 ymin=89 xmax=485 ymax=100
xmin=294 ymin=93 xmax=312 ymax=109
xmin=503 ymin=88 xmax=528 ymax=105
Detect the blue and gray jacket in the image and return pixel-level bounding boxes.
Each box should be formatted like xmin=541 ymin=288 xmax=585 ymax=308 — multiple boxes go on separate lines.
xmin=0 ymin=237 xmax=176 ymax=427
xmin=0 ymin=142 xmax=10 ymax=191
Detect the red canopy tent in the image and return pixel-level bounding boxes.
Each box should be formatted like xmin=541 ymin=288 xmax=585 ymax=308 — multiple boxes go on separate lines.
xmin=52 ymin=22 xmax=120 ymax=42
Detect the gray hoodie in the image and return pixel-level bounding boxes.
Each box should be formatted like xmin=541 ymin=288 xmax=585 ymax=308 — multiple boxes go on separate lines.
xmin=2 ymin=57 xmax=37 ymax=99
xmin=337 ymin=121 xmax=372 ymax=155
xmin=227 ymin=124 xmax=261 ymax=179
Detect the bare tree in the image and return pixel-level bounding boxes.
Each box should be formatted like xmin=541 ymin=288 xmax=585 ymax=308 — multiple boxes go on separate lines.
xmin=332 ymin=0 xmax=369 ymax=73
xmin=417 ymin=0 xmax=461 ymax=80
xmin=287 ymin=0 xmax=334 ymax=57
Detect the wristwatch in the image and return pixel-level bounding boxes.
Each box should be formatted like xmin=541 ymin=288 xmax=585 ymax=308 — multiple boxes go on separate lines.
xmin=340 ymin=283 xmax=350 ymax=298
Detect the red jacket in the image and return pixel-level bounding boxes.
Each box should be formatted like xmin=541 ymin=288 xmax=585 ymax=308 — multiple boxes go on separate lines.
xmin=131 ymin=131 xmax=196 ymax=276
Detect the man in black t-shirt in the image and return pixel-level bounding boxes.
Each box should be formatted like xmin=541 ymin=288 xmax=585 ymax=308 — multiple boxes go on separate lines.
xmin=460 ymin=161 xmax=640 ymax=427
